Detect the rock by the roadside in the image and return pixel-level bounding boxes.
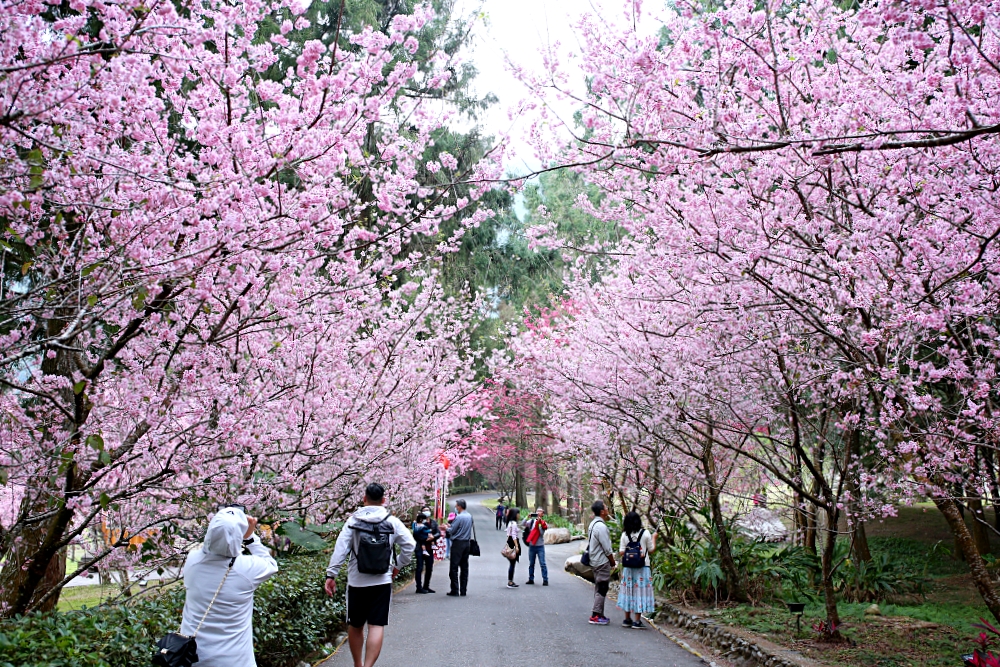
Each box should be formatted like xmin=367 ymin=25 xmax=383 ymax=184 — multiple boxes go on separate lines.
xmin=734 ymin=508 xmax=789 ymax=542
xmin=565 ymin=553 xmax=594 ymax=581
xmin=544 ymin=527 xmax=572 ymax=544
xmin=864 ymin=604 xmax=881 ymax=616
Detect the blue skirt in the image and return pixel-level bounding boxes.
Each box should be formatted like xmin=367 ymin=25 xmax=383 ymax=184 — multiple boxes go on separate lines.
xmin=617 ymin=565 xmax=655 ymax=614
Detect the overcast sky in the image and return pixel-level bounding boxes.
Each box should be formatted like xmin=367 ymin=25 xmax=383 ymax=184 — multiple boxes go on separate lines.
xmin=454 ymin=0 xmax=663 ymax=175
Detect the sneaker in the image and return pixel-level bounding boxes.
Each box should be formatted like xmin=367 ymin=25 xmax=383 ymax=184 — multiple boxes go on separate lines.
xmin=460 ymin=592 xmax=467 ymax=596
xmin=507 ymin=582 xmax=518 ymax=588
xmin=415 ymin=588 xmax=427 ymax=594
xmin=543 ymin=581 xmax=549 ymax=586
xmin=632 ymin=620 xmax=646 ymax=629
xmin=424 ymin=588 xmax=436 ymax=594
xmin=525 ymin=580 xmax=534 ymax=585
xmin=446 ymin=591 xmax=460 ymax=597
xmin=621 ymin=619 xmax=632 ymax=628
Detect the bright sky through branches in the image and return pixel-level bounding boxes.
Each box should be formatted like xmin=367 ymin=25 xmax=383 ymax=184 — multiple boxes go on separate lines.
xmin=459 ymin=0 xmax=662 ymax=175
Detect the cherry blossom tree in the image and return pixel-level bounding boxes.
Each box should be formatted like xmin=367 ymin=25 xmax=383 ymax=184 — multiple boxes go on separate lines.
xmin=514 ymin=0 xmax=1000 ymax=631
xmin=0 ymin=0 xmax=496 ymax=615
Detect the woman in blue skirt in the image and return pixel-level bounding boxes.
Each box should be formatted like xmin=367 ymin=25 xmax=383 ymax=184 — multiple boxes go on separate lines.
xmin=617 ymin=511 xmax=656 ymax=629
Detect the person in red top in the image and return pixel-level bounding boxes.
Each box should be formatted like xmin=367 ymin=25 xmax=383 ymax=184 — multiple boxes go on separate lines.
xmin=522 ymin=507 xmax=549 ymax=585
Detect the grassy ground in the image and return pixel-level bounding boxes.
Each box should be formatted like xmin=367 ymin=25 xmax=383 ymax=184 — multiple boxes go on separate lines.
xmin=57 ymin=579 xmax=179 ymax=611
xmin=696 ymin=506 xmax=1000 ymax=665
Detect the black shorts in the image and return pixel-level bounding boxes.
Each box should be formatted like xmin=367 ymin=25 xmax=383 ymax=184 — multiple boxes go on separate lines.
xmin=346 ymin=583 xmax=392 ymax=628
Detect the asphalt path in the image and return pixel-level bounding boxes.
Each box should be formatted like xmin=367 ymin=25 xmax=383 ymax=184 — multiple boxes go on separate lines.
xmin=320 ymin=495 xmax=705 ymax=667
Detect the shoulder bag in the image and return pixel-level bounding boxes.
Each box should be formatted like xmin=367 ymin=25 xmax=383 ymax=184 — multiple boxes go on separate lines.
xmin=152 ymin=557 xmax=236 ymax=667
xmin=469 ymin=515 xmax=481 ymax=557
xmin=580 ymin=519 xmax=604 ymax=567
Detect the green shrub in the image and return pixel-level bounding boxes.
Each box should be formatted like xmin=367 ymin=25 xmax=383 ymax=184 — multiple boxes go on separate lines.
xmin=0 ymin=551 xmax=354 ymax=667
xmin=0 ymin=588 xmax=185 ymax=667
xmin=253 ymin=551 xmax=345 ymax=667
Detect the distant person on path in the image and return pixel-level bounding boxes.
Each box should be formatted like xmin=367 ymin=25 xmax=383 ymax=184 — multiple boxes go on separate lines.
xmin=325 ymin=483 xmax=416 ymax=667
xmin=432 ymin=516 xmax=448 ymax=561
xmin=445 ymin=499 xmax=473 ymax=596
xmin=587 ymin=500 xmax=615 ymax=626
xmin=180 ymin=505 xmax=278 ymax=667
xmin=504 ymin=507 xmax=521 ymax=588
xmin=495 ymin=502 xmax=506 ymax=530
xmin=522 ymin=507 xmax=549 ymax=585
xmin=617 ymin=510 xmax=656 ymax=629
xmin=411 ymin=512 xmax=437 ymax=594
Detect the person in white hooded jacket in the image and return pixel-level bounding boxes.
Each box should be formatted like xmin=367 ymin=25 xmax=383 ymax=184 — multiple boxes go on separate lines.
xmin=180 ymin=505 xmax=278 ymax=667
xmin=325 ymin=483 xmax=415 ymax=667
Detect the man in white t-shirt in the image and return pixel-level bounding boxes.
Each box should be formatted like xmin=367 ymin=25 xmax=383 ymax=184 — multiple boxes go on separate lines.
xmin=325 ymin=483 xmax=415 ymax=667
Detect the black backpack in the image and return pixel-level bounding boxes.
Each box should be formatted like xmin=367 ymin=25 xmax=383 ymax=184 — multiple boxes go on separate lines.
xmin=521 ymin=519 xmax=533 ymax=543
xmin=352 ymin=516 xmax=395 ymax=574
xmin=622 ymin=529 xmax=645 ymax=568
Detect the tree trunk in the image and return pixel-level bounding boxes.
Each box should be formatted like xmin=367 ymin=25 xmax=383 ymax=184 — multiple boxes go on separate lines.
xmin=935 ymin=496 xmax=1000 ymax=623
xmin=515 ymin=468 xmax=527 ymax=510
xmin=803 ymin=502 xmax=817 ymax=554
xmin=534 ymin=464 xmax=545 ymax=513
xmin=701 ymin=434 xmax=748 ymax=603
xmin=969 ymin=494 xmax=993 ymax=556
xmin=851 ymin=521 xmax=872 ymax=562
xmin=549 ymin=473 xmax=563 ymax=516
xmin=565 ymin=473 xmax=576 ymax=521
xmin=819 ymin=507 xmax=843 ymax=637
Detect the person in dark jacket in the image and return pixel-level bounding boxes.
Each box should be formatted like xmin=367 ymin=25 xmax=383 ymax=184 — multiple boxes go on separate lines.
xmin=411 ymin=513 xmax=437 ymax=594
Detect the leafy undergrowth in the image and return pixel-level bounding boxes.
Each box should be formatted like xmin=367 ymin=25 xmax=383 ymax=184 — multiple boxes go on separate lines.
xmin=708 ymin=602 xmax=972 ymax=667
xmin=685 ymin=535 xmax=995 ymax=666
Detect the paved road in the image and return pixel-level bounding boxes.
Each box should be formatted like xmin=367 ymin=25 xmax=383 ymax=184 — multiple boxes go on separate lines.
xmin=320 ymin=496 xmax=704 ymax=667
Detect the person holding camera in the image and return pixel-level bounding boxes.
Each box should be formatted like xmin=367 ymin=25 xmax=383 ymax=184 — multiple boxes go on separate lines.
xmin=325 ymin=483 xmax=415 ymax=667
xmin=521 ymin=507 xmax=549 ymax=585
xmin=179 ymin=504 xmax=278 ymax=667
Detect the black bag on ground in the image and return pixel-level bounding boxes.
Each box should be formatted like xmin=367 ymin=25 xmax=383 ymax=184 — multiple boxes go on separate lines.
xmin=354 ymin=517 xmax=395 ymax=574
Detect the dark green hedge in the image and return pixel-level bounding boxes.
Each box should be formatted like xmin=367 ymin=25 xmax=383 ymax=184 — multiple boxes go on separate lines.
xmin=0 ymin=551 xmax=348 ymax=667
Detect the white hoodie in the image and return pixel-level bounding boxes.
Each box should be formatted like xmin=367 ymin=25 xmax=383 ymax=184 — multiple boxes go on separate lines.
xmin=180 ymin=507 xmax=278 ymax=667
xmin=326 ymin=505 xmax=416 ymax=588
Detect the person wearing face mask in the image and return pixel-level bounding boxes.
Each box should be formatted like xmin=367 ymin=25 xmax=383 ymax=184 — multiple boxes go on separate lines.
xmin=179 ymin=504 xmax=279 ymax=667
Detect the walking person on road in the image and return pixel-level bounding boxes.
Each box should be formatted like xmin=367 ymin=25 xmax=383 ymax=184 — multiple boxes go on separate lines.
xmin=522 ymin=507 xmax=549 ymax=585
xmin=180 ymin=505 xmax=278 ymax=667
xmin=617 ymin=510 xmax=656 ymax=628
xmin=587 ymin=500 xmax=615 ymax=625
xmin=325 ymin=483 xmax=416 ymax=667
xmin=411 ymin=512 xmax=437 ymax=594
xmin=504 ymin=507 xmax=521 ymax=588
xmin=445 ymin=499 xmax=473 ymax=596
xmin=495 ymin=502 xmax=506 ymax=530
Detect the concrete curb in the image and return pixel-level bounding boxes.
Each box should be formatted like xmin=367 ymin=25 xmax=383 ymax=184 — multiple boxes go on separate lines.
xmin=654 ymin=601 xmax=817 ymax=667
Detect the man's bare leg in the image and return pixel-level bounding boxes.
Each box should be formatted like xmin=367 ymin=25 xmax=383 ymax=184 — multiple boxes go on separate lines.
xmin=363 ymin=625 xmax=385 ymax=667
xmin=347 ymin=626 xmax=365 ymax=667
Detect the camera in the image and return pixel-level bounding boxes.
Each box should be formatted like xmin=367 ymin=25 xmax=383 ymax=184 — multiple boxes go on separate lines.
xmin=222 ymin=503 xmax=247 ymax=513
